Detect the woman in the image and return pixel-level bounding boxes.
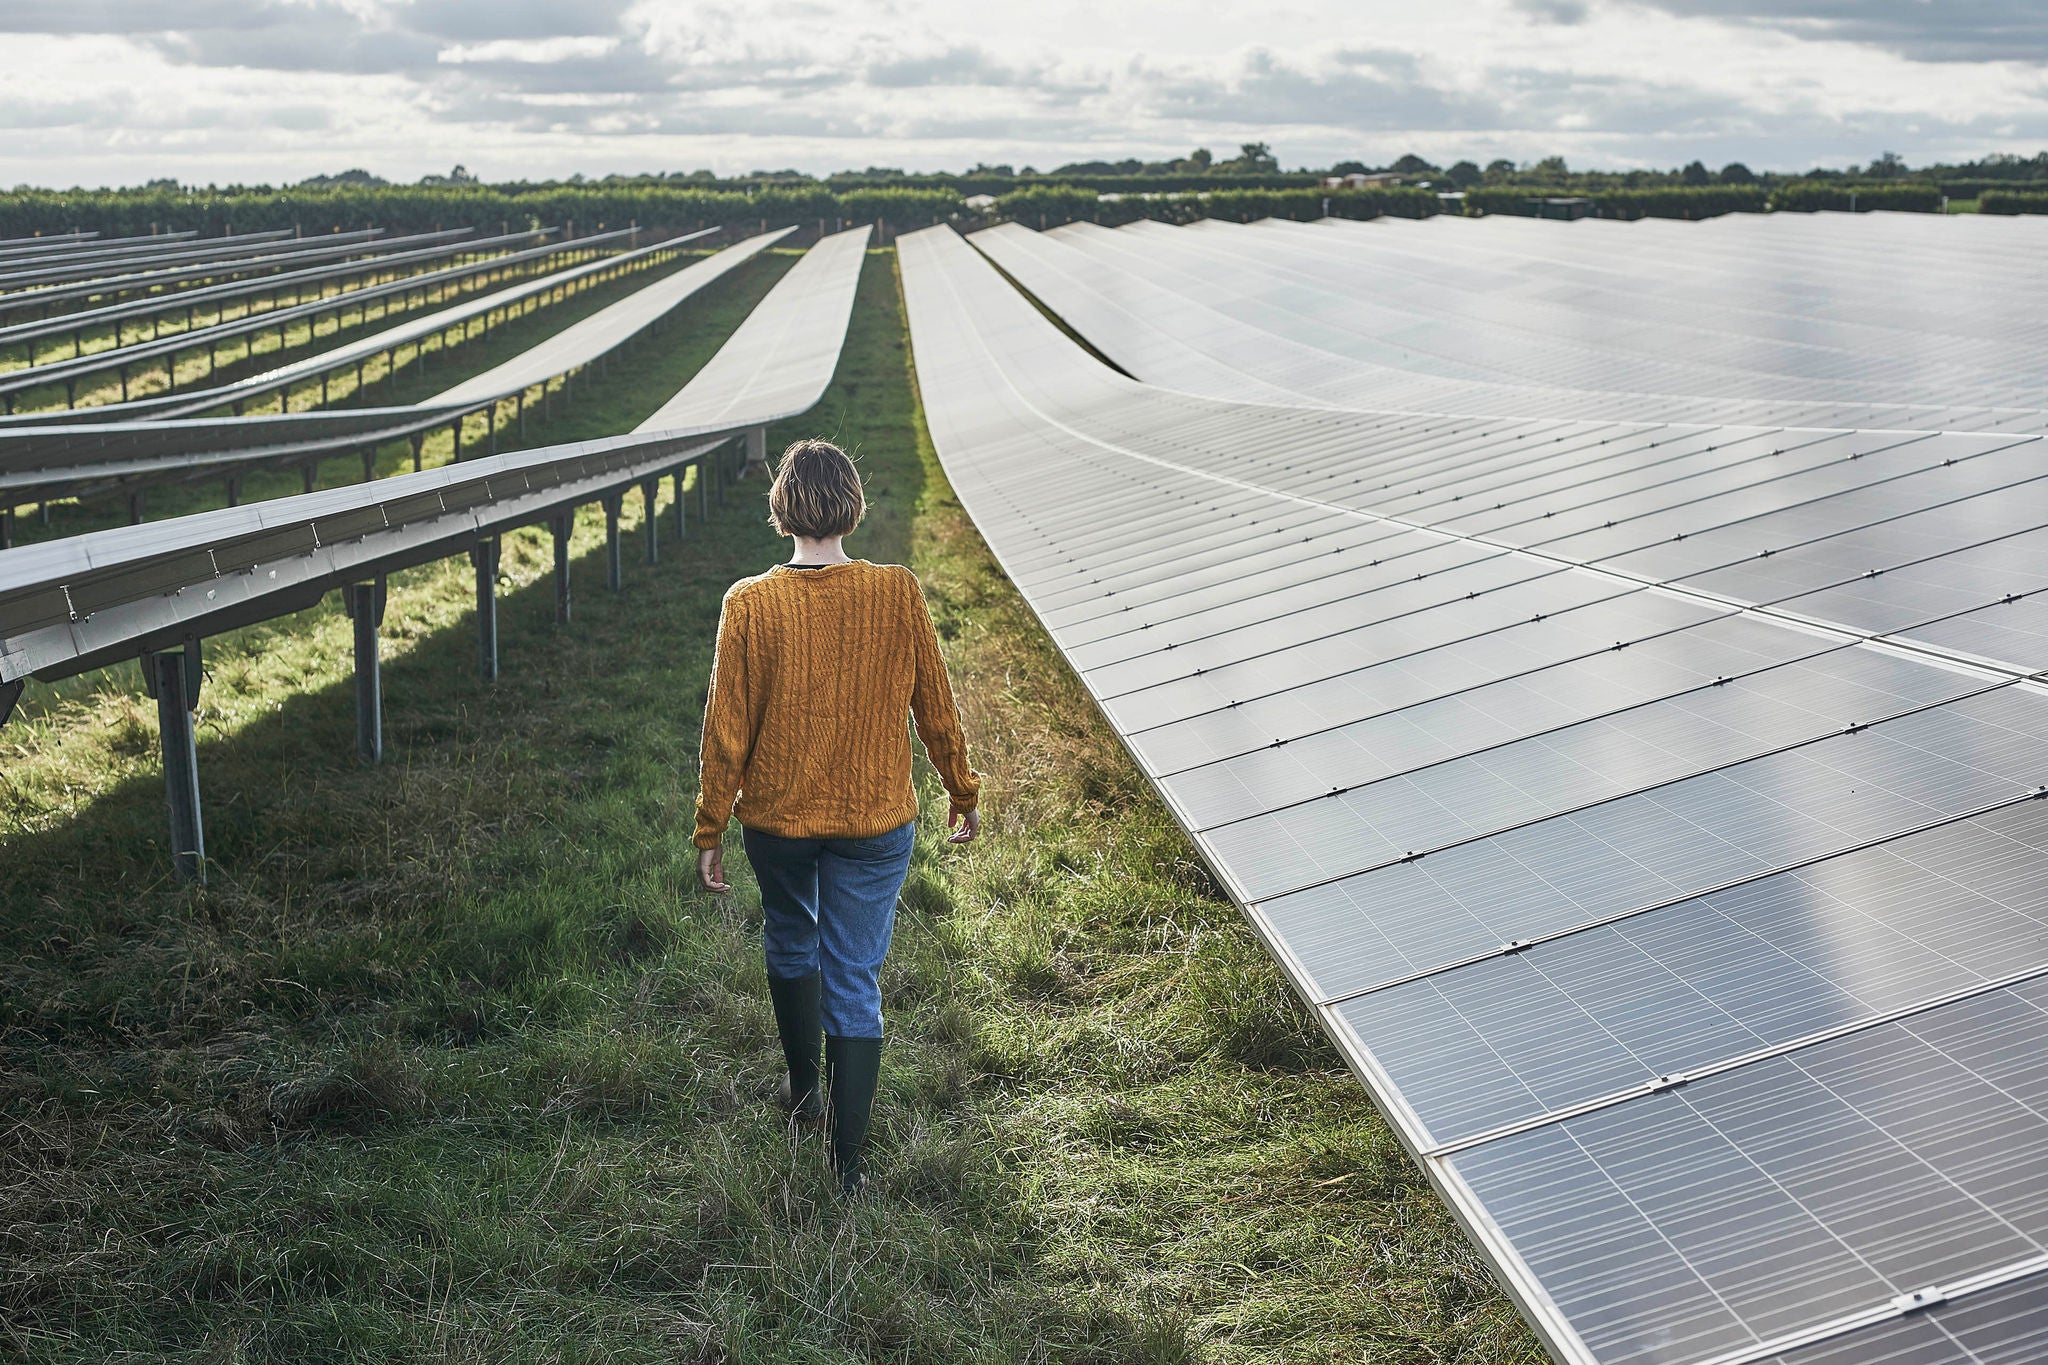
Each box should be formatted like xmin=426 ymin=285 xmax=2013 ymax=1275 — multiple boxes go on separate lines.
xmin=694 ymin=438 xmax=982 ymax=1195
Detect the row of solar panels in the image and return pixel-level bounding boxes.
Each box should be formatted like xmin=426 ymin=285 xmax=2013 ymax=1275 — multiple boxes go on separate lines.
xmin=898 ymin=216 xmax=2048 ymax=1365
xmin=0 ymin=225 xmax=870 ymax=879
xmin=0 ymin=226 xmax=501 ymax=354
xmin=0 ymin=228 xmax=306 ymax=291
xmin=0 ymin=226 xmax=761 ymax=516
xmin=0 ymin=226 xmax=644 ymax=411
xmin=0 ymin=229 xmax=480 ymax=326
xmin=976 ymin=213 xmax=2048 ymax=434
xmin=0 ymin=225 xmax=864 ymax=682
xmin=0 ymin=229 xmax=111 ymax=255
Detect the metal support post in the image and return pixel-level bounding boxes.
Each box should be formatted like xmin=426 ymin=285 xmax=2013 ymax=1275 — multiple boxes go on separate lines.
xmin=603 ymin=495 xmax=624 ymax=591
xmin=410 ymin=432 xmax=424 ymax=471
xmin=343 ymin=578 xmax=387 ymax=764
xmin=225 ymin=476 xmax=241 ymax=507
xmin=696 ymin=459 xmax=709 ymax=521
xmin=1 ymin=677 xmax=21 ymax=729
xmin=517 ymin=390 xmax=526 ymax=441
xmin=488 ymin=405 xmax=498 ymax=456
xmin=471 ymin=539 xmax=500 ymax=682
xmin=643 ymin=480 xmax=659 ymax=564
xmin=127 ymin=490 xmax=145 ymax=525
xmin=0 ymin=506 xmax=12 ymax=550
xmin=673 ymin=470 xmax=686 ymax=541
xmin=302 ymin=465 xmax=316 ymax=495
xmin=744 ymin=424 xmax=768 ymax=479
xmin=361 ymin=448 xmax=375 ymax=482
xmin=552 ymin=513 xmax=573 ymax=624
xmin=144 ymin=644 xmax=205 ymax=884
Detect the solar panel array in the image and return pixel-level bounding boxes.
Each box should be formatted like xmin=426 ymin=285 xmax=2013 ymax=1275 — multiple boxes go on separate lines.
xmin=0 ymin=226 xmax=481 ymax=356
xmin=0 ymin=225 xmax=639 ymax=413
xmin=1 ymin=223 xmax=868 ymax=887
xmin=975 ymin=213 xmax=2048 ymax=434
xmin=0 ymin=227 xmax=765 ymax=508
xmin=0 ymin=225 xmax=868 ymax=689
xmin=898 ymin=215 xmax=2048 ymax=1365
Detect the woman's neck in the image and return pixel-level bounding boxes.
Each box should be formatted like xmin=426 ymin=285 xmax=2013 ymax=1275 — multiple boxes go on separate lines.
xmin=788 ymin=535 xmax=851 ymax=565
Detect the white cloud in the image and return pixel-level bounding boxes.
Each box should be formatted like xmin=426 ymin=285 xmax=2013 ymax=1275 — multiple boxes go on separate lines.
xmin=0 ymin=0 xmax=2041 ymax=185
xmin=437 ymin=36 xmax=622 ymax=65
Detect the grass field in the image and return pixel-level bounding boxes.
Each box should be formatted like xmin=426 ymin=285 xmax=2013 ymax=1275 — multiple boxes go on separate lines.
xmin=0 ymin=249 xmax=1544 ymax=1362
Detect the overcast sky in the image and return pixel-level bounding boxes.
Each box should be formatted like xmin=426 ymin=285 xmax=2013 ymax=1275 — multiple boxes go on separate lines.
xmin=1 ymin=0 xmax=2044 ymax=186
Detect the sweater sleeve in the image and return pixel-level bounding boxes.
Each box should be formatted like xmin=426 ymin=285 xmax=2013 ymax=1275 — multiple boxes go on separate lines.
xmin=903 ymin=569 xmax=982 ymax=814
xmin=694 ymin=586 xmax=759 ymax=849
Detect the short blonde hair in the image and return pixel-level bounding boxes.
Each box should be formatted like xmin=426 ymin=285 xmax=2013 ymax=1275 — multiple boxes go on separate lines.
xmin=767 ymin=439 xmax=865 ymax=539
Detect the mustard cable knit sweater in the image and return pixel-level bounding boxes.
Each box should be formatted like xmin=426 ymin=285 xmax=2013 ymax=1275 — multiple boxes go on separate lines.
xmin=693 ymin=560 xmax=982 ymax=849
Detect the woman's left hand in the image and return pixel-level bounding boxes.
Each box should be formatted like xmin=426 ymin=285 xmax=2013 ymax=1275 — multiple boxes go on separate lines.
xmin=698 ymin=846 xmax=731 ymax=893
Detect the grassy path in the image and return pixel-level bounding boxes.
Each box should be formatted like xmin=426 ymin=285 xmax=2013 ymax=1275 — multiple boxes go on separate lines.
xmin=0 ymin=251 xmax=1543 ymax=1362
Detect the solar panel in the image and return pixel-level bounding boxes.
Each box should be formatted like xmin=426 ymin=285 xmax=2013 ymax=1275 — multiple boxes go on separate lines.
xmin=899 ymin=217 xmax=2048 ymax=1365
xmin=0 ymin=227 xmax=867 ymax=684
xmin=0 ymin=225 xmax=651 ymax=415
xmin=0 ymin=228 xmax=480 ymax=342
xmin=0 ymin=227 xmax=774 ymax=506
xmin=969 ymin=216 xmax=2048 ymax=434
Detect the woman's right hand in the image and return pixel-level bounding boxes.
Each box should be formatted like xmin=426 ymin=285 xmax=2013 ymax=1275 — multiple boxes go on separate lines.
xmin=947 ymin=807 xmax=981 ymax=845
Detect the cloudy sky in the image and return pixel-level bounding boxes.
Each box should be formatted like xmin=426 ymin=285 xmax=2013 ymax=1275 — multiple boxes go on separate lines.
xmin=1 ymin=0 xmax=2043 ymax=186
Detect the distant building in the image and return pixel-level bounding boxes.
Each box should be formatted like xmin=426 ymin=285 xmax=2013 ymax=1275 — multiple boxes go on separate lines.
xmin=964 ymin=193 xmax=998 ymax=211
xmin=1322 ymin=172 xmax=1406 ymax=189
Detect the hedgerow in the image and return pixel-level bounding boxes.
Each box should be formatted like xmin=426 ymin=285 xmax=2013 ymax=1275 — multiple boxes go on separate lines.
xmin=1979 ymin=190 xmax=2048 ymax=215
xmin=1769 ymin=181 xmax=1943 ymax=213
xmin=1460 ymin=185 xmax=1769 ymax=218
xmin=989 ymin=184 xmax=1439 ymax=228
xmin=0 ymin=185 xmax=965 ymax=238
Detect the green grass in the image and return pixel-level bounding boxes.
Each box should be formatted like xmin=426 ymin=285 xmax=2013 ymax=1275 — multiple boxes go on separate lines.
xmin=0 ymin=249 xmax=1544 ymax=1363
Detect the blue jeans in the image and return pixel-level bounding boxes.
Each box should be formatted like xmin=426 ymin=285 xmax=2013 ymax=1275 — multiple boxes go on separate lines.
xmin=742 ymin=821 xmax=916 ymax=1038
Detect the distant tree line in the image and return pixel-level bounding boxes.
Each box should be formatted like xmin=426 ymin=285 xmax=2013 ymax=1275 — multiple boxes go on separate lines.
xmin=8 ymin=148 xmax=2048 ymax=237
xmin=0 ymin=183 xmax=964 ymax=240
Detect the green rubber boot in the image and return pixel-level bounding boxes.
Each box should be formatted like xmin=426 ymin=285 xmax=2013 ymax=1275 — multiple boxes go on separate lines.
xmin=825 ymin=1035 xmax=884 ymax=1196
xmin=766 ymin=972 xmax=824 ymax=1124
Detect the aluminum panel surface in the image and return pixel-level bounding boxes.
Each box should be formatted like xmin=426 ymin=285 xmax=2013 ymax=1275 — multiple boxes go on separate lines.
xmin=899 ymin=219 xmax=2048 ymax=1365
xmin=1763 ymin=1265 xmax=2048 ymax=1363
xmin=1255 ymin=686 xmax=2048 ymax=1001
xmin=1449 ymin=982 xmax=2048 ymax=1365
xmin=1205 ymin=652 xmax=2002 ymax=898
xmin=1337 ymin=796 xmax=2048 ymax=1148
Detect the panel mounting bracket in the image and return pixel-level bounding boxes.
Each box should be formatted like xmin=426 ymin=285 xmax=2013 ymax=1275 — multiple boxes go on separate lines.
xmin=1889 ymin=1286 xmax=1948 ymax=1316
